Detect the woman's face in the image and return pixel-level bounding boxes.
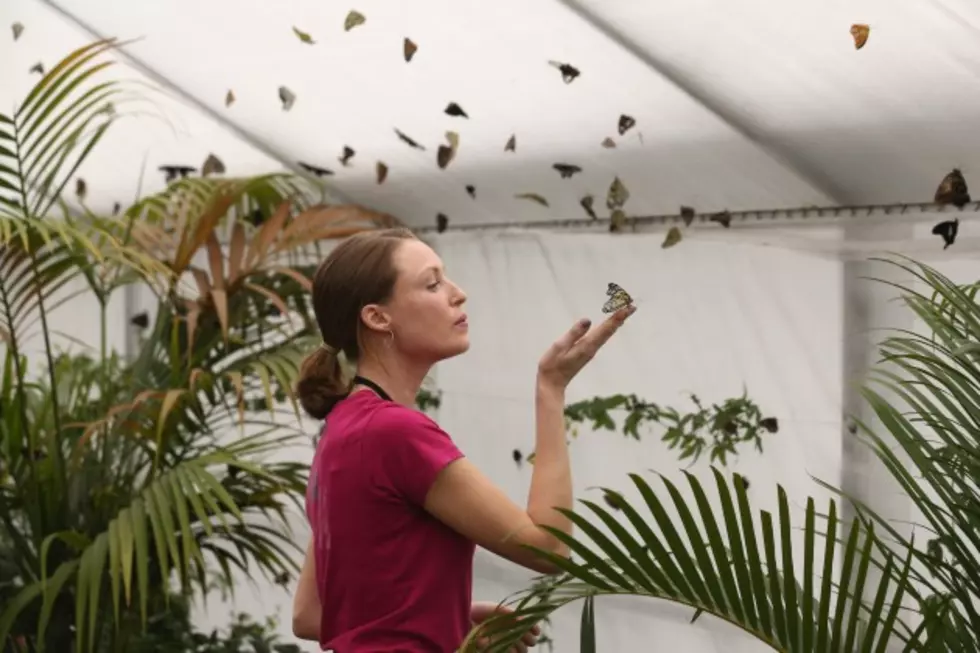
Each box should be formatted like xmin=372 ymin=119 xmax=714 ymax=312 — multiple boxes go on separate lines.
xmin=374 ymin=239 xmax=469 ymax=362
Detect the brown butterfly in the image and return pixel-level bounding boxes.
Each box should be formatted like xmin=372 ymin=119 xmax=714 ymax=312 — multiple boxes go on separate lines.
xmin=404 ymin=37 xmax=418 ymax=62
xmin=548 ymin=60 xmax=580 ymax=84
xmin=601 ymin=137 xmax=616 ymax=149
xmin=709 ymin=210 xmax=732 ymax=228
xmin=445 ymin=102 xmax=468 ymax=118
xmin=504 ymin=134 xmax=516 ymax=152
xmin=618 ymin=114 xmax=636 ymax=135
xmin=201 ymin=154 xmax=225 ymax=177
xmin=298 ymin=161 xmax=334 ymax=177
xmin=512 ymin=449 xmax=523 ymax=467
xmin=680 ymin=206 xmax=695 ymax=226
xmin=515 ymin=192 xmax=549 ymax=207
xmin=932 ymin=218 xmax=959 ymax=250
xmin=850 ymin=24 xmax=870 ymax=50
xmin=609 ymin=209 xmax=626 ymax=233
xmin=339 ymin=146 xmax=356 ymax=167
xmin=376 ymin=162 xmax=389 ymax=184
xmin=436 ymin=213 xmax=449 ymax=233
xmin=11 ymin=22 xmax=24 ymax=41
xmin=606 ymin=177 xmax=629 ymax=210
xmin=29 ymin=62 xmax=43 ymax=75
xmin=760 ymin=417 xmax=779 ymax=433
xmin=75 ymin=178 xmax=87 ymax=200
xmin=293 ymin=26 xmax=315 ymax=44
xmin=553 ymin=163 xmax=582 ymax=179
xmin=437 ymin=132 xmax=459 ymax=170
xmin=344 ymin=10 xmax=366 ymax=31
xmin=395 ymin=128 xmax=426 ymax=150
xmin=278 ymin=86 xmax=296 ymax=111
xmin=935 ymin=169 xmax=971 ymax=208
xmin=225 ymin=90 xmax=236 ymax=107
xmin=130 ymin=312 xmax=150 ymax=329
xmin=662 ymin=226 xmax=682 ymax=249
xmin=465 ymin=185 xmax=476 ymax=199
xmin=580 ymin=195 xmax=597 ymax=220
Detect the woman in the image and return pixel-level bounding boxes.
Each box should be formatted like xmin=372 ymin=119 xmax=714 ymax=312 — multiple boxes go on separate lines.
xmin=291 ymin=227 xmax=635 ymax=652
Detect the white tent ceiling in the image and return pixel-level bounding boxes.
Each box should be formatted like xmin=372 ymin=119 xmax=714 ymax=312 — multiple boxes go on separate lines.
xmin=6 ymin=0 xmax=980 ymax=237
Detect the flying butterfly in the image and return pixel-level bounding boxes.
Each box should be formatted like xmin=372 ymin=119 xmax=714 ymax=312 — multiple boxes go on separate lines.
xmin=710 ymin=210 xmax=732 ymax=228
xmin=130 ymin=312 xmax=150 ymax=329
xmin=935 ymin=169 xmax=971 ymax=208
xmin=602 ymin=282 xmax=633 ymax=314
xmin=850 ymin=24 xmax=870 ymax=50
xmin=445 ymin=102 xmax=468 ymax=118
xmin=465 ymin=184 xmax=476 ymax=199
xmin=11 ymin=22 xmax=23 ymax=41
xmin=376 ymin=161 xmax=389 ymax=184
xmin=339 ymin=146 xmax=356 ymax=167
xmin=201 ymin=153 xmax=225 ymax=176
xmin=395 ymin=128 xmax=426 ymax=150
xmin=760 ymin=417 xmax=779 ymax=433
xmin=606 ymin=176 xmax=629 ymax=210
xmin=344 ymin=10 xmax=366 ymax=31
xmin=278 ymin=86 xmax=296 ymax=111
xmin=662 ymin=226 xmax=682 ymax=249
xmin=436 ymin=213 xmax=449 ymax=233
xmin=75 ymin=178 xmax=87 ymax=200
xmin=932 ymin=218 xmax=959 ymax=250
xmin=512 ymin=449 xmax=523 ymax=468
xmin=293 ymin=26 xmax=315 ymax=44
xmin=548 ymin=60 xmax=580 ymax=84
xmin=553 ymin=163 xmax=582 ymax=179
xmin=580 ymin=195 xmax=597 ymax=220
xmin=160 ymin=165 xmax=196 ymax=183
xmin=298 ymin=161 xmax=334 ymax=177
xmin=618 ymin=114 xmax=636 ymax=136
xmin=601 ymin=137 xmax=616 ymax=149
xmin=680 ymin=205 xmax=696 ymax=226
xmin=504 ymin=134 xmax=516 ymax=152
xmin=515 ymin=192 xmax=549 ymax=207
xmin=29 ymin=62 xmax=43 ymax=75
xmin=404 ymin=37 xmax=418 ymax=62
xmin=437 ymin=131 xmax=460 ymax=170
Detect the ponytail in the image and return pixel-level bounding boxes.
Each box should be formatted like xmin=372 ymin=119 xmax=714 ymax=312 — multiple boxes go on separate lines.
xmin=296 ymin=347 xmax=348 ymax=420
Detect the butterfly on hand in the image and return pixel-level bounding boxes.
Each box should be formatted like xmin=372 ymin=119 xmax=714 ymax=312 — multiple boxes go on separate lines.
xmin=602 ymin=282 xmax=634 ymax=314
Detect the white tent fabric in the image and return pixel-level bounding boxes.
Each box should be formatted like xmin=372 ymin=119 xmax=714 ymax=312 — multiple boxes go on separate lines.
xmin=4 ymin=0 xmax=980 ymax=649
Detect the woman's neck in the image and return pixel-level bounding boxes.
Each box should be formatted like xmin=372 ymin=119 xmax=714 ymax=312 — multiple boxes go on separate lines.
xmin=354 ymin=358 xmax=430 ymax=408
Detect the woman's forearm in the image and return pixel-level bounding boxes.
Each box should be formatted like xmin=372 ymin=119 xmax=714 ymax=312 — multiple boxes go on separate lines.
xmin=525 ymin=378 xmax=572 ymax=556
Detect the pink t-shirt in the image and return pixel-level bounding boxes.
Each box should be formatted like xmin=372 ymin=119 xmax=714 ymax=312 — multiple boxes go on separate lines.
xmin=305 ymin=390 xmax=475 ymax=652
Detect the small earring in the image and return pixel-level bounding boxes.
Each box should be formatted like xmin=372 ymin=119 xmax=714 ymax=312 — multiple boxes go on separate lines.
xmin=386 ymin=330 xmax=395 ymax=348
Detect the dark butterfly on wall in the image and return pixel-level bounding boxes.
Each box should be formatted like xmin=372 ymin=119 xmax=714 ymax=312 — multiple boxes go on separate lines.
xmin=548 ymin=60 xmax=580 ymax=84
xmin=201 ymin=153 xmax=225 ymax=176
xmin=603 ymin=282 xmax=633 ymax=314
xmin=160 ymin=165 xmax=196 ymax=183
xmin=344 ymin=10 xmax=366 ymax=31
xmin=293 ymin=26 xmax=315 ymax=44
xmin=601 ymin=137 xmax=616 ymax=149
xmin=445 ymin=102 xmax=468 ymax=118
xmin=395 ymin=128 xmax=426 ymax=150
xmin=130 ymin=312 xmax=150 ymax=329
xmin=75 ymin=178 xmax=87 ymax=200
xmin=515 ymin=192 xmax=549 ymax=207
xmin=12 ymin=22 xmax=24 ymax=41
xmin=376 ymin=162 xmax=389 ymax=184
xmin=760 ymin=417 xmax=779 ymax=433
xmin=436 ymin=213 xmax=449 ymax=233
xmin=504 ymin=134 xmax=516 ymax=152
xmin=580 ymin=195 xmax=597 ymax=220
xmin=404 ymin=37 xmax=418 ymax=62
xmin=618 ymin=114 xmax=636 ymax=136
xmin=932 ymin=218 xmax=959 ymax=250
xmin=609 ymin=209 xmax=626 ymax=233
xmin=606 ymin=176 xmax=629 ymax=210
xmin=29 ymin=62 xmax=44 ymax=75
xmin=710 ymin=210 xmax=732 ymax=228
xmin=850 ymin=24 xmax=870 ymax=50
xmin=225 ymin=90 xmax=235 ymax=107
xmin=278 ymin=86 xmax=296 ymax=111
xmin=662 ymin=226 xmax=682 ymax=249
xmin=512 ymin=449 xmax=523 ymax=467
xmin=437 ymin=132 xmax=460 ymax=170
xmin=680 ymin=205 xmax=696 ymax=226
xmin=553 ymin=163 xmax=582 ymax=179
xmin=465 ymin=185 xmax=476 ymax=199
xmin=298 ymin=161 xmax=334 ymax=177
xmin=339 ymin=146 xmax=356 ymax=167
xmin=935 ymin=169 xmax=971 ymax=208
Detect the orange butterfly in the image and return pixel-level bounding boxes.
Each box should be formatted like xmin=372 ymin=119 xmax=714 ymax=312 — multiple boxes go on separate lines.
xmin=850 ymin=24 xmax=870 ymax=50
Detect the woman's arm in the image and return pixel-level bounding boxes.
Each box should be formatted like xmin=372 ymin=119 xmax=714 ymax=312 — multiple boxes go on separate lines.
xmin=291 ymin=539 xmax=321 ymax=641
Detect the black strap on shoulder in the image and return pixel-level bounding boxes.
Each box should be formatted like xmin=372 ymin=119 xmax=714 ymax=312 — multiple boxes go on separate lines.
xmin=351 ymin=375 xmax=393 ymax=402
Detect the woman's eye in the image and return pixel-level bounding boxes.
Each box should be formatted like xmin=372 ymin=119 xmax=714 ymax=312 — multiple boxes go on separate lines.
xmin=427 ymin=280 xmax=441 ymax=290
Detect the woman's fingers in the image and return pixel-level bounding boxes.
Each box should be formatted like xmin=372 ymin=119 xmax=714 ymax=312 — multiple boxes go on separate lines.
xmin=578 ymin=305 xmax=635 ymax=353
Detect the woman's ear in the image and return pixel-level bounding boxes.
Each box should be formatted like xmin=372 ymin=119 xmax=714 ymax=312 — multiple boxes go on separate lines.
xmin=359 ymin=304 xmax=392 ymax=334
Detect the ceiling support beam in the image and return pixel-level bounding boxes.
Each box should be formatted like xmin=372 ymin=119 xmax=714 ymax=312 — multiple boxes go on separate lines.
xmin=39 ymin=0 xmax=357 ymax=205
xmin=552 ymin=0 xmax=851 ymax=205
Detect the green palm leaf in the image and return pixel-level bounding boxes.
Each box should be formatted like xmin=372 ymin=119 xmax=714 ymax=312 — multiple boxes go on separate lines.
xmin=461 ymin=469 xmax=918 ymax=653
